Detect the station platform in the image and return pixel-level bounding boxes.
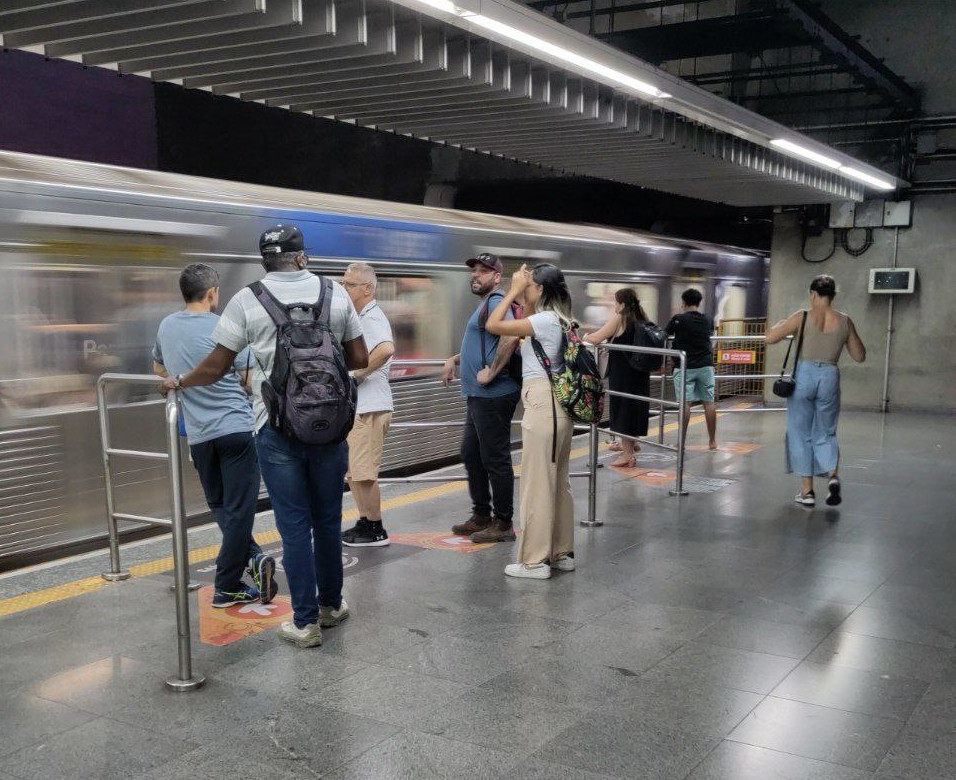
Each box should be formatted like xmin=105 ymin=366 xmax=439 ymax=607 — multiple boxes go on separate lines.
xmin=0 ymin=410 xmax=953 ymax=780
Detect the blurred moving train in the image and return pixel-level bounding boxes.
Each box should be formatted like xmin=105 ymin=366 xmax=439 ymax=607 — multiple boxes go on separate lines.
xmin=0 ymin=150 xmax=768 ymax=568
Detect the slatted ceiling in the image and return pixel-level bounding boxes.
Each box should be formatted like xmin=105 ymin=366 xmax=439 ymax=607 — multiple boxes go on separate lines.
xmin=0 ymin=0 xmax=883 ymax=205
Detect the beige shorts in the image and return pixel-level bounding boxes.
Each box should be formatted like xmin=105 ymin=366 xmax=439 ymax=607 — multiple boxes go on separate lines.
xmin=347 ymin=411 xmax=392 ymax=482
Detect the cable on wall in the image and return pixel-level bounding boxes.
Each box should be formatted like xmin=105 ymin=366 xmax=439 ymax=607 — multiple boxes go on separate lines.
xmin=801 ymin=229 xmax=837 ymax=263
xmin=840 ymin=227 xmax=874 ymax=256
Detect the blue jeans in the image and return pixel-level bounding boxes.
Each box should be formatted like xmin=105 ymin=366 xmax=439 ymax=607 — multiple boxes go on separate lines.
xmin=786 ymin=360 xmax=841 ymax=477
xmin=255 ymin=425 xmax=348 ymax=628
xmin=190 ymin=432 xmax=262 ymax=594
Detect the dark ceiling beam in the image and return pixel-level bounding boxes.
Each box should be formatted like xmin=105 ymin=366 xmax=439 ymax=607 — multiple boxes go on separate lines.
xmin=733 ymin=85 xmax=869 ymax=102
xmin=600 ymin=11 xmax=806 ymax=63
xmin=771 ymin=0 xmax=919 ymax=109
xmin=524 ymin=0 xmax=703 ymax=12
xmin=687 ymin=63 xmax=843 ymax=87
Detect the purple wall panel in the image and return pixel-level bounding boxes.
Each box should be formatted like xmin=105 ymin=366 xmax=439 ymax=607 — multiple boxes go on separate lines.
xmin=0 ymin=50 xmax=157 ymax=169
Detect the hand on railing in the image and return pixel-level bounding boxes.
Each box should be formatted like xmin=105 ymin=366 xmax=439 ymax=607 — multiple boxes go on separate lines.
xmin=441 ymin=357 xmax=458 ymax=387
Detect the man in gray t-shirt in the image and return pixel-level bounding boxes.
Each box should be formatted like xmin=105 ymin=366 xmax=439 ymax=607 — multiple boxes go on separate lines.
xmin=162 ymin=225 xmax=368 ymax=649
xmin=153 ymin=263 xmax=275 ymax=609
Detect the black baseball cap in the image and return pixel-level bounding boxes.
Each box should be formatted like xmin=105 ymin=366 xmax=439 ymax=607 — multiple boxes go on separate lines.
xmin=259 ymin=224 xmax=305 ymax=255
xmin=465 ymin=252 xmax=503 ymax=273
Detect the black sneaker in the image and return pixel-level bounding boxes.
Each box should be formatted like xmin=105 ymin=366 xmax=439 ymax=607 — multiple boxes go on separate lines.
xmin=342 ymin=519 xmax=390 ymax=547
xmin=825 ymin=477 xmax=842 ymax=506
xmin=249 ymin=552 xmax=278 ymax=604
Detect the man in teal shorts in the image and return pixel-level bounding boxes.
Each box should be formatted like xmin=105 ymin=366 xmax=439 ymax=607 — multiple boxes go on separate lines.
xmin=665 ymin=289 xmax=717 ymax=450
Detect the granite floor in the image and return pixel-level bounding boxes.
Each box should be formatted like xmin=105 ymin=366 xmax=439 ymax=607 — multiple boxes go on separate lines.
xmin=0 ymin=410 xmax=953 ymax=780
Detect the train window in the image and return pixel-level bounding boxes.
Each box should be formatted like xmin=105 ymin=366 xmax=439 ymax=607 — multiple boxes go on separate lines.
xmin=0 ymin=263 xmax=181 ymax=414
xmin=581 ymin=282 xmax=661 ymax=329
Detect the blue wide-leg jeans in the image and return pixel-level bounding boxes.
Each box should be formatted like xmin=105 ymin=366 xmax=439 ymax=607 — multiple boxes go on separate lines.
xmin=255 ymin=425 xmax=347 ymax=628
xmin=786 ymin=360 xmax=841 ymax=477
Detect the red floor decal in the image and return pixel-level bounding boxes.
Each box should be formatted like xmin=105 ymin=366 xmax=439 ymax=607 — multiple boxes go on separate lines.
xmin=197 ymin=586 xmax=293 ymax=646
xmin=389 ymin=532 xmax=499 ymax=553
xmin=686 ymin=441 xmax=764 ymax=454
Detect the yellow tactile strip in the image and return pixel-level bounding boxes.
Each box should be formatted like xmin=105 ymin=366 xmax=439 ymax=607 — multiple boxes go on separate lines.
xmin=0 ymin=411 xmax=723 ymax=619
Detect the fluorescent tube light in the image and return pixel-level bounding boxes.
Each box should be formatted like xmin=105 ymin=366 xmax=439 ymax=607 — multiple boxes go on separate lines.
xmin=408 ymin=0 xmax=474 ymax=16
xmin=470 ymin=15 xmax=668 ymax=99
xmin=839 ymin=166 xmax=896 ymax=191
xmin=770 ymin=139 xmax=842 ymax=169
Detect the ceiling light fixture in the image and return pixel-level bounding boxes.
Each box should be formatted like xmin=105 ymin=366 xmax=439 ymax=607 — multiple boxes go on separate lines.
xmin=838 ymin=166 xmax=896 ymax=191
xmin=469 ymin=15 xmax=668 ymax=99
xmin=770 ymin=139 xmax=841 ymax=169
xmin=408 ymin=0 xmax=476 ymax=17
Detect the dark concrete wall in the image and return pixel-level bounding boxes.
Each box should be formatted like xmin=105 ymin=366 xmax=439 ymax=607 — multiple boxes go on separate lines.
xmin=766 ymin=197 xmax=956 ymax=413
xmin=0 ymin=50 xmax=156 ymax=169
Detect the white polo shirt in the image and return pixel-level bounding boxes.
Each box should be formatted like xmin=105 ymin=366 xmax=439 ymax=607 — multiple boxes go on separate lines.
xmin=356 ymin=300 xmax=394 ymax=415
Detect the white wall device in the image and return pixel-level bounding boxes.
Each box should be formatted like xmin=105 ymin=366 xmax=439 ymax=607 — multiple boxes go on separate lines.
xmin=868 ymin=268 xmax=916 ymax=294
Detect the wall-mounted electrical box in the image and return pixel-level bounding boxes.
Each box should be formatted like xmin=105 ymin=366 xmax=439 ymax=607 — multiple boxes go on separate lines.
xmin=855 ymin=200 xmax=885 ymax=228
xmin=829 ymin=200 xmax=912 ymax=229
xmin=869 ymin=268 xmax=916 ymax=294
xmin=883 ymin=201 xmax=913 ymax=227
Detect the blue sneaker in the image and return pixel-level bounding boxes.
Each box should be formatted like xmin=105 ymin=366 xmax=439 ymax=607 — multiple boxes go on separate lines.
xmin=249 ymin=553 xmax=278 ymax=604
xmin=212 ymin=585 xmax=259 ymax=608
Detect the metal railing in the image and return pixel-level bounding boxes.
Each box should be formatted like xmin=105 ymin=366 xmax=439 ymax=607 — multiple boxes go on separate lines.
xmin=377 ymin=359 xmax=593 ymax=484
xmin=653 ymin=333 xmax=793 ymax=417
xmin=585 ymin=343 xmax=689 ymax=511
xmin=96 ymin=373 xmax=204 ymax=693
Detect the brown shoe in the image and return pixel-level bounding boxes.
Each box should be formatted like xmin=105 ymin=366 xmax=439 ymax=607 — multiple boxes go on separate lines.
xmin=470 ymin=519 xmax=516 ymax=543
xmin=452 ymin=513 xmax=492 ymax=536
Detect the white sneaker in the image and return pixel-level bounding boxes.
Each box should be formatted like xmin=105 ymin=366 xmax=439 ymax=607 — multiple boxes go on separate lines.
xmin=505 ymin=563 xmax=551 ymax=580
xmin=278 ymin=620 xmax=322 ymax=648
xmin=794 ymin=492 xmax=816 ymax=507
xmin=320 ymin=599 xmax=350 ymax=628
xmin=550 ymin=554 xmax=575 ymax=572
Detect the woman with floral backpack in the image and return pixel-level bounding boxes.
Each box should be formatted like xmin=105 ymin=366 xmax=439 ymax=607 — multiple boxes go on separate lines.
xmin=482 ymin=263 xmax=579 ymax=580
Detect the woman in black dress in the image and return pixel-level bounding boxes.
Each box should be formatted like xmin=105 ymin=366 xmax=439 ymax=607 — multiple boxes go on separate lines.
xmin=584 ymin=288 xmax=651 ymax=467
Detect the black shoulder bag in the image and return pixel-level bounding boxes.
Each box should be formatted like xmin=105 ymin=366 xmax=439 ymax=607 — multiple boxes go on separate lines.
xmin=772 ymin=311 xmax=807 ymax=398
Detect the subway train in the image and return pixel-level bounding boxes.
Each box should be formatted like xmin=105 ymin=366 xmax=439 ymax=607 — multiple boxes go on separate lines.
xmin=0 ymin=150 xmax=768 ymax=568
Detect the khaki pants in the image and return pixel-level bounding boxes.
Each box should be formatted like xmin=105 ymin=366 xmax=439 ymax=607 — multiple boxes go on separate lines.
xmin=517 ymin=379 xmax=574 ymax=565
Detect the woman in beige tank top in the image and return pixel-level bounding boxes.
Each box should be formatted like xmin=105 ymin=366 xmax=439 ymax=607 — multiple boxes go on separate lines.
xmin=767 ymin=275 xmax=866 ymax=507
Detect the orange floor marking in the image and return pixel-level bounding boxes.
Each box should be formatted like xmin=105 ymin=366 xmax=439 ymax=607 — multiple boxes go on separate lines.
xmin=686 ymin=441 xmax=764 ymax=454
xmin=197 ymin=586 xmax=293 ymax=646
xmin=389 ymin=532 xmax=499 ymax=553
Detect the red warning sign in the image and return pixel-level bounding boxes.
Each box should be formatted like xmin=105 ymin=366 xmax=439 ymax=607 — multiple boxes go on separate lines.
xmin=718 ymin=350 xmax=757 ymax=365
xmin=197 ymin=586 xmax=293 ymax=646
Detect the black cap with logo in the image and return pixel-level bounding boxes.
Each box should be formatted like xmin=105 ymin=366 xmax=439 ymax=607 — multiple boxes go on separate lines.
xmin=258 ymin=224 xmax=305 ymax=255
xmin=465 ymin=252 xmax=503 ymax=274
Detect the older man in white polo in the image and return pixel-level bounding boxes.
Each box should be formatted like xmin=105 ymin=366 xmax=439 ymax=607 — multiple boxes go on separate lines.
xmin=341 ymin=262 xmax=395 ymax=546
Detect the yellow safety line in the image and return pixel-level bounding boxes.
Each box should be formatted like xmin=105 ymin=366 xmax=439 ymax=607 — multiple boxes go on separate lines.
xmin=0 ymin=408 xmax=735 ymax=619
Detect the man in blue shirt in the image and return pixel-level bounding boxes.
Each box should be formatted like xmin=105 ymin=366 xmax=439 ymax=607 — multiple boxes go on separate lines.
xmin=153 ymin=263 xmax=276 ymax=608
xmin=442 ymin=253 xmax=520 ymax=543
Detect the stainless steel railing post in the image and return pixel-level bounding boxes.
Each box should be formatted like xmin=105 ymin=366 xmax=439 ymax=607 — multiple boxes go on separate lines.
xmin=657 ymin=364 xmax=667 ymax=444
xmin=97 ymin=378 xmax=130 ymax=582
xmin=669 ymin=351 xmax=689 ymax=497
xmin=164 ymin=392 xmax=205 ymax=692
xmin=579 ymin=420 xmax=603 ymax=527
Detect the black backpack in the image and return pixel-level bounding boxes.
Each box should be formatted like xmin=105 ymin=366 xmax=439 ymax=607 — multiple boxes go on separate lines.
xmin=249 ymin=277 xmax=357 ymax=445
xmin=478 ymin=292 xmax=523 ymax=384
xmin=628 ymin=322 xmax=666 ymax=372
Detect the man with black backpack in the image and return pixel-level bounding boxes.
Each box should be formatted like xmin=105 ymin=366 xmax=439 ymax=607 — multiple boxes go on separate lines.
xmin=442 ymin=253 xmax=521 ymax=544
xmin=162 ymin=225 xmax=368 ymax=649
